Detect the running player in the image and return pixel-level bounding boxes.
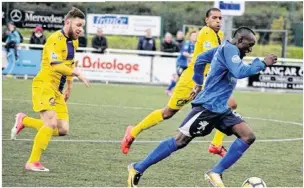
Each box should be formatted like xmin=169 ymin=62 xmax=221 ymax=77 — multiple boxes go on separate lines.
xmin=127 ymin=27 xmax=277 ymax=187
xmin=122 ymin=8 xmax=236 ymax=156
xmin=10 ymin=7 xmax=89 ymax=172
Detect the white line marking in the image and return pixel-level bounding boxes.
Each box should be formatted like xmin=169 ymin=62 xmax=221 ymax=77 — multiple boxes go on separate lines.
xmin=2 ymin=138 xmax=303 ymax=143
xmin=3 ymin=98 xmax=303 ymax=126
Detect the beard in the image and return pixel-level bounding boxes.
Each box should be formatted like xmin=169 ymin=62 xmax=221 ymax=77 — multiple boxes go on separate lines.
xmin=68 ymin=25 xmax=76 ymax=40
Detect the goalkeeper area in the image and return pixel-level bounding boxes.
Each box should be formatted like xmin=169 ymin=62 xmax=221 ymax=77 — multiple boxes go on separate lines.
xmin=2 ymin=79 xmax=303 ymax=187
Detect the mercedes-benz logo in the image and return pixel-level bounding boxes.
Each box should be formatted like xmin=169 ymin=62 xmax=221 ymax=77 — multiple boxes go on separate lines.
xmin=10 ymin=9 xmax=22 ymax=22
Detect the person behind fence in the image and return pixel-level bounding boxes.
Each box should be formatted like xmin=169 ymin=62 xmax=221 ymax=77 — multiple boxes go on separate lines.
xmin=77 ymin=32 xmax=87 ymax=52
xmin=4 ymin=22 xmax=21 ymax=61
xmin=165 ymin=31 xmax=198 ymax=96
xmin=92 ymin=28 xmax=108 ymax=53
xmin=175 ymin=30 xmax=185 ymax=51
xmin=160 ymin=32 xmax=180 ymax=57
xmin=29 ymin=26 xmax=46 ymax=50
xmin=137 ymin=28 xmax=156 ymax=56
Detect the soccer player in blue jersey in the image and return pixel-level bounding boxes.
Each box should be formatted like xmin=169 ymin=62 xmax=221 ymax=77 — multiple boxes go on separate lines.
xmin=127 ymin=27 xmax=277 ymax=187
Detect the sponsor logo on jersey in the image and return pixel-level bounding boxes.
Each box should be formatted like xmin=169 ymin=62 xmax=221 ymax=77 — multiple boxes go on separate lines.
xmin=232 ymin=55 xmax=241 ymax=63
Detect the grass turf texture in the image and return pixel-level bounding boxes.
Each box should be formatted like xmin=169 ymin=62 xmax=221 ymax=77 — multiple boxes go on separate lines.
xmin=2 ymin=79 xmax=303 ymax=187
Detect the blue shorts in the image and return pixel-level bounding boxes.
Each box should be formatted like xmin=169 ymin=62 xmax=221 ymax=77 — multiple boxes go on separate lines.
xmin=176 ymin=66 xmax=187 ymax=77
xmin=178 ymin=105 xmax=244 ymax=137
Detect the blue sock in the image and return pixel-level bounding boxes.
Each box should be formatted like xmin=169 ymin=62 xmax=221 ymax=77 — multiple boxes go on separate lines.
xmin=167 ymin=80 xmax=176 ymax=91
xmin=212 ymin=138 xmax=250 ymax=174
xmin=134 ymin=137 xmax=178 ymax=173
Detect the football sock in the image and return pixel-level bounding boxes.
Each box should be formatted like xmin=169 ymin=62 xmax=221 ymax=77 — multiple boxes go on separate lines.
xmin=211 ymin=130 xmax=225 ymax=146
xmin=23 ymin=116 xmax=59 ymax=136
xmin=134 ymin=137 xmax=178 ymax=173
xmin=166 ymin=80 xmax=176 ymax=91
xmin=211 ymin=138 xmax=249 ymax=174
xmin=23 ymin=116 xmax=43 ymax=131
xmin=28 ymin=126 xmax=53 ymax=163
xmin=130 ymin=109 xmax=163 ymax=138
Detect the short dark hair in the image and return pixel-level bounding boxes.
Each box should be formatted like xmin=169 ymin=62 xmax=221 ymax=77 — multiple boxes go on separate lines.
xmin=65 ymin=7 xmax=85 ymax=20
xmin=233 ymin=26 xmax=255 ymax=37
xmin=205 ymin=8 xmax=221 ymax=18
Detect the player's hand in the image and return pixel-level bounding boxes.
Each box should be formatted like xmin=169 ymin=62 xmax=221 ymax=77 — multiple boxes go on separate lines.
xmin=63 ymin=88 xmax=72 ymax=102
xmin=77 ymin=73 xmax=90 ymax=87
xmin=73 ymin=69 xmax=90 ymax=87
xmin=264 ymin=54 xmax=278 ymax=66
xmin=190 ymin=85 xmax=202 ymax=100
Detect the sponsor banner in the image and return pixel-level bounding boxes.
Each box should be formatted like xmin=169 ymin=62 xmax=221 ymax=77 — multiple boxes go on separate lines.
xmin=2 ymin=48 xmax=42 ymax=75
xmin=2 ymin=9 xmax=64 ymax=30
xmin=75 ymin=53 xmax=151 ymax=83
xmin=152 ymin=57 xmax=177 ymax=84
xmin=87 ymin=14 xmax=161 ymax=37
xmin=248 ymin=65 xmax=303 ymax=90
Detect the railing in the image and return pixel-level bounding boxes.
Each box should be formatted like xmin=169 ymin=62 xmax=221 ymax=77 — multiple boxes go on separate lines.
xmin=2 ymin=42 xmax=303 ymax=64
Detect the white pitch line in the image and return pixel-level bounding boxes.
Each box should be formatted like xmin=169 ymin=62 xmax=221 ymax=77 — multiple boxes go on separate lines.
xmin=3 ymin=98 xmax=303 ymax=126
xmin=2 ymin=138 xmax=303 ymax=143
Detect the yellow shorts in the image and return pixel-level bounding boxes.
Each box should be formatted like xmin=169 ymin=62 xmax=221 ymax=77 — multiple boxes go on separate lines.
xmin=167 ymin=68 xmax=196 ymax=110
xmin=167 ymin=64 xmax=210 ymax=110
xmin=32 ymin=81 xmax=69 ymax=121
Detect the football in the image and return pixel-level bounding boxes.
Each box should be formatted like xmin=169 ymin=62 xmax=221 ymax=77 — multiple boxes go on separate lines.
xmin=242 ymin=177 xmax=267 ymax=188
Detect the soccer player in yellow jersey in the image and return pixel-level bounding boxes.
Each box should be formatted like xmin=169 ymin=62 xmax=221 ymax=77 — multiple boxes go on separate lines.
xmin=122 ymin=8 xmax=238 ymax=156
xmin=10 ymin=7 xmax=89 ymax=172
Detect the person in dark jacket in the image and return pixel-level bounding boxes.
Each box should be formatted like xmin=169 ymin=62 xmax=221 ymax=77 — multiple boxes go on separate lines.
xmin=160 ymin=32 xmax=179 ymax=57
xmin=92 ymin=28 xmax=108 ymax=53
xmin=77 ymin=32 xmax=87 ymax=52
xmin=175 ymin=30 xmax=185 ymax=51
xmin=29 ymin=26 xmax=46 ymax=50
xmin=137 ymin=28 xmax=156 ymax=56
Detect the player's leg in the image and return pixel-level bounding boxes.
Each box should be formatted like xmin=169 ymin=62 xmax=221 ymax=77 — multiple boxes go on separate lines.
xmin=128 ymin=105 xmax=216 ymax=187
xmin=165 ymin=73 xmax=177 ymax=96
xmin=25 ymin=110 xmax=57 ymax=172
xmin=24 ymin=85 xmax=57 ymax=172
xmin=54 ymin=94 xmax=70 ymax=136
xmin=206 ymin=111 xmax=254 ymax=187
xmin=121 ymin=78 xmax=193 ymax=154
xmin=208 ymin=95 xmax=238 ymax=157
xmin=11 ymin=114 xmax=61 ymax=139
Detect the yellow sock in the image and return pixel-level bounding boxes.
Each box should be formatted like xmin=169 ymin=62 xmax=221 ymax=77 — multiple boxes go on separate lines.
xmin=130 ymin=109 xmax=164 ymax=138
xmin=28 ymin=126 xmax=53 ymax=163
xmin=211 ymin=130 xmax=225 ymax=147
xmin=23 ymin=117 xmax=59 ymax=136
xmin=23 ymin=117 xmax=43 ymax=131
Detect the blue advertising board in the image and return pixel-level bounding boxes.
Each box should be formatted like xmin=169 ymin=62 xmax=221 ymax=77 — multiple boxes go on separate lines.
xmin=2 ymin=48 xmax=42 ymax=76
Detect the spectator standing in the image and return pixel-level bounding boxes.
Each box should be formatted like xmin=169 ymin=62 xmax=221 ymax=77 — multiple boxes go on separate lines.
xmin=175 ymin=30 xmax=185 ymax=51
xmin=5 ymin=22 xmax=21 ymax=60
xmin=92 ymin=28 xmax=108 ymax=53
xmin=160 ymin=32 xmax=179 ymax=57
xmin=29 ymin=26 xmax=46 ymax=50
xmin=137 ymin=28 xmax=156 ymax=56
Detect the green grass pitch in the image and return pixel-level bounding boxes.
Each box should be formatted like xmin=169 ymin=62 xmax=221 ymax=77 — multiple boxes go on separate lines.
xmin=2 ymin=79 xmax=303 ymax=187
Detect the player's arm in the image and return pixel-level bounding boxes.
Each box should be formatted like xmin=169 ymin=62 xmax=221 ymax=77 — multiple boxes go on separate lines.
xmin=48 ymin=41 xmax=89 ymax=87
xmin=192 ymin=47 xmax=218 ymax=86
xmin=182 ymin=42 xmax=191 ymax=58
xmin=222 ymin=45 xmax=273 ymax=79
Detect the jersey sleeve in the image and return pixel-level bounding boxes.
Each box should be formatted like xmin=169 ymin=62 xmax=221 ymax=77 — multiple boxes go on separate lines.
xmin=192 ymin=47 xmax=218 ymax=85
xmin=46 ymin=36 xmax=64 ymax=64
xmin=222 ymin=45 xmax=266 ymax=79
xmin=66 ymin=62 xmax=75 ymax=81
xmin=181 ymin=41 xmax=190 ymax=53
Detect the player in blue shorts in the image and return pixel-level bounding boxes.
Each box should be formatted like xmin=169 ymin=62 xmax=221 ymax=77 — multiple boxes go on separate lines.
xmin=127 ymin=27 xmax=277 ymax=187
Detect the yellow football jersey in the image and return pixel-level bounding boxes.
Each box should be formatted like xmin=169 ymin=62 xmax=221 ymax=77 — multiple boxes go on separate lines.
xmin=34 ymin=30 xmax=78 ymax=93
xmin=188 ymin=26 xmax=223 ymax=70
